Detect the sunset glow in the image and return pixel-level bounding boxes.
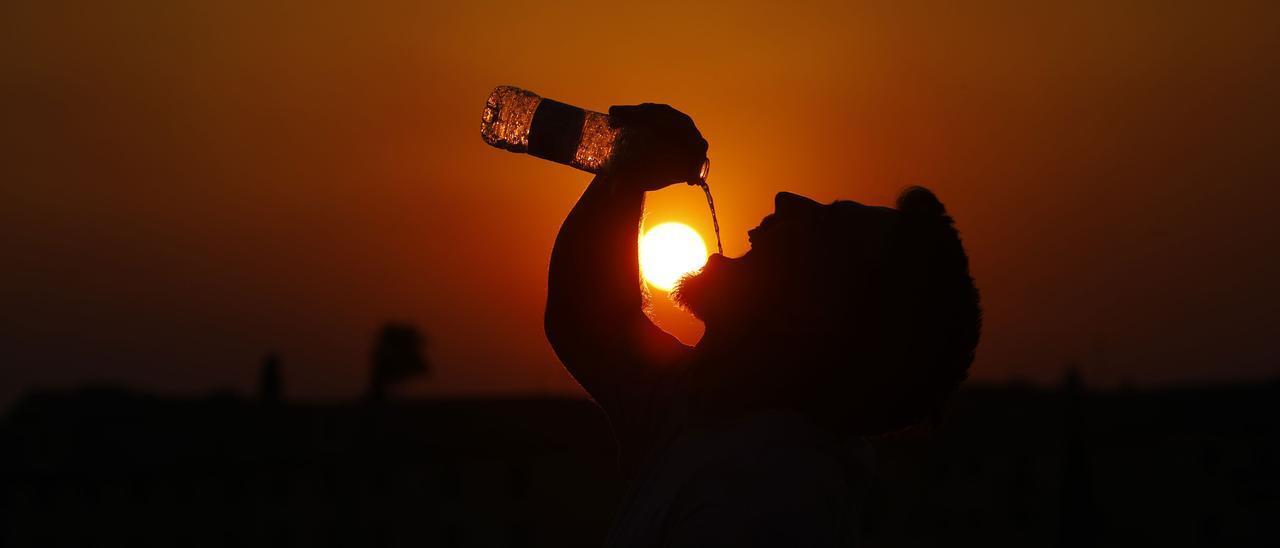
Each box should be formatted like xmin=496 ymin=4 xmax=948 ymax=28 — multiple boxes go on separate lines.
xmin=639 ymin=223 xmax=708 ymax=292
xmin=3 ymin=1 xmax=1277 ymax=402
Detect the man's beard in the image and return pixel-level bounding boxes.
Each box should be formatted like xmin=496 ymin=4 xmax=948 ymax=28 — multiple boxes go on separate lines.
xmin=670 ymin=268 xmax=714 ymax=320
xmin=672 ymin=256 xmax=743 ymax=323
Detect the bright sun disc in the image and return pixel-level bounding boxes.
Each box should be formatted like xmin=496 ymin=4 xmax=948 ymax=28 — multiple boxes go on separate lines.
xmin=640 ymin=222 xmax=708 ymax=292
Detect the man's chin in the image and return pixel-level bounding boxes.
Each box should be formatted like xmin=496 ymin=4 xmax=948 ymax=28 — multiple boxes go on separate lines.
xmin=671 ymin=267 xmax=718 ymax=320
xmin=670 ymin=275 xmax=701 ymax=318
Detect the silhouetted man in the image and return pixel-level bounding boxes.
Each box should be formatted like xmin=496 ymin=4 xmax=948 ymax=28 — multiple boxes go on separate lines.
xmin=546 ymin=104 xmax=980 ymax=546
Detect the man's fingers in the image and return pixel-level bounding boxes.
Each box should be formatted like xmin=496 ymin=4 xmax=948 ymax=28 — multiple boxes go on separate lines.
xmin=606 ymin=103 xmax=707 ymax=185
xmin=609 ymin=104 xmax=697 ymax=130
xmin=608 ymin=104 xmax=640 ymax=117
xmin=608 ymin=105 xmax=638 ymax=128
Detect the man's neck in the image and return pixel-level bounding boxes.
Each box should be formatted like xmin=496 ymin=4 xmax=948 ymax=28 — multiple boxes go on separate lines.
xmin=687 ymin=324 xmax=796 ymax=422
xmin=694 ymin=321 xmax=792 ymax=365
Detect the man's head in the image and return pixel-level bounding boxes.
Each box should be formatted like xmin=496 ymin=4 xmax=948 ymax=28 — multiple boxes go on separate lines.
xmin=673 ymin=187 xmax=981 ymax=436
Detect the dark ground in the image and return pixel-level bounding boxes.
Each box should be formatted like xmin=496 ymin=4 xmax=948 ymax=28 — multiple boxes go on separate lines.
xmin=2 ymin=379 xmax=1276 ymax=547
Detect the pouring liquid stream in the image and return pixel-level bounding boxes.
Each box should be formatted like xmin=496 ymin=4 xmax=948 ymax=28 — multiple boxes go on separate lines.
xmin=691 ymin=157 xmax=722 ymax=255
xmin=695 ymin=179 xmax=723 ymax=256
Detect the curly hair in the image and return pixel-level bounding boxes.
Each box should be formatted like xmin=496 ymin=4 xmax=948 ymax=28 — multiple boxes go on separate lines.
xmin=803 ymin=187 xmax=982 ymax=436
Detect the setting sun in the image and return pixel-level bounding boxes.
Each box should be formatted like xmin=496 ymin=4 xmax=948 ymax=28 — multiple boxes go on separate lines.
xmin=639 ymin=222 xmax=708 ymax=292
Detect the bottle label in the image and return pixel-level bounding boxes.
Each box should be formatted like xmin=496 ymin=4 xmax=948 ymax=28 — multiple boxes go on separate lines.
xmin=527 ymin=99 xmax=586 ymax=166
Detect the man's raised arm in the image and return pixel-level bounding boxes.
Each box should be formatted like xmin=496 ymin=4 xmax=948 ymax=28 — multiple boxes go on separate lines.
xmin=544 ymin=104 xmax=708 ymax=425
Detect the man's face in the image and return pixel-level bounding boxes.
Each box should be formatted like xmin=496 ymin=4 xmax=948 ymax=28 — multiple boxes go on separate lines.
xmin=673 ymin=192 xmax=899 ymax=329
xmin=673 ymin=192 xmax=830 ymax=324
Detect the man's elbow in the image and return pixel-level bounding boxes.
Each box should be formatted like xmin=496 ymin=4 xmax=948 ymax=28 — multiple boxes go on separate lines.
xmin=543 ymin=307 xmax=569 ymax=352
xmin=544 ymin=304 xmax=625 ymax=362
xmin=544 ymin=302 xmax=588 ymax=359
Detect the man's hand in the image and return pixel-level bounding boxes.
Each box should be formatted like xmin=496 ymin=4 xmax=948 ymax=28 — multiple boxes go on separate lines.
xmin=607 ymin=103 xmax=709 ymax=192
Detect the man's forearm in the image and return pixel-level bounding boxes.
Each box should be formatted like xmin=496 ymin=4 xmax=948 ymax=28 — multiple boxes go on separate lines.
xmin=546 ymin=174 xmax=646 ymax=344
xmin=545 ymin=172 xmax=692 ymax=402
xmin=543 ymin=102 xmax=704 ymax=447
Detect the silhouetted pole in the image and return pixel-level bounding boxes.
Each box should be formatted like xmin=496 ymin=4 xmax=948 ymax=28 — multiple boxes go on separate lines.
xmin=1059 ymin=365 xmax=1099 ymax=547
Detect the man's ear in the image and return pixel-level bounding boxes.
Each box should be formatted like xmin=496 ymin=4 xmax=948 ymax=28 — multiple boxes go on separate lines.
xmin=897 ymin=186 xmax=946 ymax=218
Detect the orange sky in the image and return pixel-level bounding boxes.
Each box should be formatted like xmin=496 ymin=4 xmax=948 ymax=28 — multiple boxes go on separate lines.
xmin=3 ymin=1 xmax=1278 ymax=406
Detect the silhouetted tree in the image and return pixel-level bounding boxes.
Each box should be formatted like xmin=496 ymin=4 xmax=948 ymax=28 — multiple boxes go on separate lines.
xmin=367 ymin=323 xmax=429 ymax=401
xmin=259 ymin=352 xmax=282 ymax=404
